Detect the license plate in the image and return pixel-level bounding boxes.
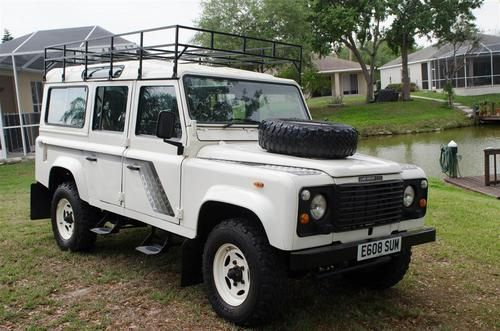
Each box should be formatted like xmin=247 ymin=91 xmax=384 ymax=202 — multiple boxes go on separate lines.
xmin=357 ymin=237 xmax=401 ymax=261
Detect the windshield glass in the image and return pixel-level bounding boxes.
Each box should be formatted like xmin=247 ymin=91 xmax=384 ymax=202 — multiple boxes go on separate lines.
xmin=183 ymin=76 xmax=309 ymax=124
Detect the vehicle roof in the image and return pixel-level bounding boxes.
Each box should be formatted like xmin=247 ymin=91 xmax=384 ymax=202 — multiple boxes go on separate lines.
xmin=44 ymin=60 xmax=297 ymax=85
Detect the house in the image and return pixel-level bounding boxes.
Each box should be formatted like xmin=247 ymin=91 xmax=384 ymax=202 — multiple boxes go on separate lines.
xmin=0 ymin=26 xmax=133 ymax=159
xmin=314 ymin=55 xmax=369 ymax=97
xmin=380 ymin=33 xmax=500 ymax=96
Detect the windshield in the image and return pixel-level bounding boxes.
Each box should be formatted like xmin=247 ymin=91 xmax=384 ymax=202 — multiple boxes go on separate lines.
xmin=183 ymin=76 xmax=309 ymax=124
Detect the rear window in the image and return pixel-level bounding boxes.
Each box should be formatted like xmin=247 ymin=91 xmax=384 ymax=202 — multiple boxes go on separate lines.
xmin=46 ymin=87 xmax=88 ymax=127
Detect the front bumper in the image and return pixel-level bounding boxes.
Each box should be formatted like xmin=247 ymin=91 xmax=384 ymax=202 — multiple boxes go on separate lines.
xmin=289 ymin=227 xmax=436 ymax=271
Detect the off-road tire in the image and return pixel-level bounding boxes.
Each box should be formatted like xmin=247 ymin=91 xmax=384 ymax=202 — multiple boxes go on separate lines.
xmin=258 ymin=119 xmax=358 ymax=159
xmin=51 ymin=182 xmax=98 ymax=252
xmin=203 ymin=218 xmax=286 ymax=326
xmin=344 ymin=249 xmax=412 ymax=289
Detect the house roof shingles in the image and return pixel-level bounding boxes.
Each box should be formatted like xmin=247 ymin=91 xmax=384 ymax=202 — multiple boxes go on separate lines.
xmin=380 ymin=33 xmax=500 ymax=69
xmin=313 ymin=55 xmax=367 ymax=73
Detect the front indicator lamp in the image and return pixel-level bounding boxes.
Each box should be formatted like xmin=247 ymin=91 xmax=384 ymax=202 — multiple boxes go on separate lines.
xmin=310 ymin=194 xmax=327 ymax=220
xmin=419 ymin=198 xmax=427 ymax=208
xmin=299 ymin=213 xmax=310 ymax=224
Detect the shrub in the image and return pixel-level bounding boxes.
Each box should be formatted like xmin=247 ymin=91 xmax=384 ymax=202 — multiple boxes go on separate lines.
xmin=386 ymin=82 xmax=418 ymax=92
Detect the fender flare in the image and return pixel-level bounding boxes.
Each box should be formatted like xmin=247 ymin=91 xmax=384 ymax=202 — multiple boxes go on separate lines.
xmin=200 ymin=185 xmax=283 ymax=248
xmin=50 ymin=156 xmax=89 ymax=201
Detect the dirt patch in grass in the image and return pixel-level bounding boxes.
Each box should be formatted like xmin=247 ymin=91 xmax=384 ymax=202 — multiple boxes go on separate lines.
xmin=1 ymin=161 xmax=498 ymax=330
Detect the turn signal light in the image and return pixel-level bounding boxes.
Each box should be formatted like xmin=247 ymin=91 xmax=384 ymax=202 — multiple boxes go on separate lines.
xmin=419 ymin=198 xmax=427 ymax=208
xmin=253 ymin=181 xmax=264 ymax=188
xmin=299 ymin=213 xmax=310 ymax=225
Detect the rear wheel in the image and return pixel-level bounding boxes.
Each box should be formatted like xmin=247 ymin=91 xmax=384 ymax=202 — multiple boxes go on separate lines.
xmin=51 ymin=182 xmax=98 ymax=252
xmin=344 ymin=249 xmax=412 ymax=289
xmin=203 ymin=218 xmax=286 ymax=326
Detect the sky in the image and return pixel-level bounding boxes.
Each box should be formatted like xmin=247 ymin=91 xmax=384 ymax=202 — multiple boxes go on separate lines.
xmin=0 ymin=0 xmax=499 ymax=47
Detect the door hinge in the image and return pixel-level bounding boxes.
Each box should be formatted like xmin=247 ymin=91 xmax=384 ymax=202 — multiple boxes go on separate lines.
xmin=176 ymin=208 xmax=183 ymax=220
xmin=118 ymin=192 xmax=125 ymax=204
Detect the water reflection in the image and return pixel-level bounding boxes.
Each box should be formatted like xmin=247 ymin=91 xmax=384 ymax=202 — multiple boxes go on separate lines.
xmin=358 ymin=126 xmax=500 ymax=178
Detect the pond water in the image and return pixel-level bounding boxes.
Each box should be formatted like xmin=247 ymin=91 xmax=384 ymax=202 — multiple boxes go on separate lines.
xmin=358 ymin=126 xmax=500 ymax=178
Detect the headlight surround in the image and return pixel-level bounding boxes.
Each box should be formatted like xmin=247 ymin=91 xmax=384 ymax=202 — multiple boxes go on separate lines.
xmin=403 ymin=185 xmax=416 ymax=207
xmin=310 ymin=194 xmax=327 ymax=220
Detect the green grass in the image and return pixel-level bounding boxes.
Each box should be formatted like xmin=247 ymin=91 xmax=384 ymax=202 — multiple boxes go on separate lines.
xmin=306 ymin=95 xmax=366 ymax=109
xmin=412 ymin=91 xmax=500 ymax=107
xmin=1 ymin=161 xmax=499 ymax=329
xmin=307 ymin=97 xmax=472 ymax=136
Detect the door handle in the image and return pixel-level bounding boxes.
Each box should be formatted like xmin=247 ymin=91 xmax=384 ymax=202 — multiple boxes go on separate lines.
xmin=86 ymin=156 xmax=97 ymax=162
xmin=127 ymin=164 xmax=141 ymax=171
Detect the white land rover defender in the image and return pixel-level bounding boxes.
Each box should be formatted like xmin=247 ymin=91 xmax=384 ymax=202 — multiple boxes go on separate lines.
xmin=30 ymin=26 xmax=435 ymax=325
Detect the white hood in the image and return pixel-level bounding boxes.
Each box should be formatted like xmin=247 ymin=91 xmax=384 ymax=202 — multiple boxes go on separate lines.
xmin=197 ymin=142 xmax=402 ymax=177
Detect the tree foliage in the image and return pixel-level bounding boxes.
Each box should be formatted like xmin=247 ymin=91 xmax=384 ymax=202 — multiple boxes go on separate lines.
xmin=196 ymin=0 xmax=311 ymax=49
xmin=309 ymin=0 xmax=387 ymax=103
xmin=195 ymin=0 xmax=313 ymax=86
xmin=385 ymin=0 xmax=483 ymax=101
xmin=2 ymin=29 xmax=13 ymax=43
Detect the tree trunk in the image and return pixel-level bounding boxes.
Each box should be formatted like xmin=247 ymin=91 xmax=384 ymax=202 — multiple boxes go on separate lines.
xmin=401 ymin=34 xmax=411 ymax=101
xmin=348 ymin=44 xmax=373 ymax=103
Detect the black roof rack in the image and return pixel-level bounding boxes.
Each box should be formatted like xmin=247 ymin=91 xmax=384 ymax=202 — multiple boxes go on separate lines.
xmin=44 ymin=25 xmax=302 ymax=83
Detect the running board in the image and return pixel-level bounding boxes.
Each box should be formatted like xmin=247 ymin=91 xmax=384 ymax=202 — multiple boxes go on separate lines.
xmin=135 ymin=227 xmax=170 ymax=255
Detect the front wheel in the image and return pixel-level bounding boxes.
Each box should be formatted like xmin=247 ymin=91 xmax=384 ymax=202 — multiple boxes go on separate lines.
xmin=344 ymin=249 xmax=412 ymax=289
xmin=202 ymin=218 xmax=286 ymax=326
xmin=51 ymin=182 xmax=98 ymax=252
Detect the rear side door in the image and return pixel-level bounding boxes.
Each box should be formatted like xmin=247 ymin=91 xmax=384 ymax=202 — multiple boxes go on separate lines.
xmin=123 ymin=82 xmax=185 ymax=224
xmin=85 ymin=82 xmax=133 ymax=207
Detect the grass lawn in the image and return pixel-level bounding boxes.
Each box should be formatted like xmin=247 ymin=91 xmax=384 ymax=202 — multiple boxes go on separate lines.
xmin=1 ymin=161 xmax=499 ymax=329
xmin=307 ymin=96 xmax=472 ymax=136
xmin=412 ymin=91 xmax=500 ymax=108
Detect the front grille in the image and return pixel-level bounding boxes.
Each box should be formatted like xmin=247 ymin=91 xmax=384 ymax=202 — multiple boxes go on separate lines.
xmin=332 ymin=180 xmax=403 ymax=231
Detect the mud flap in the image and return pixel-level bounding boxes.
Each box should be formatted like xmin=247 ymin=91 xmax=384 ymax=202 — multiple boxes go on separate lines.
xmin=30 ymin=182 xmax=51 ymax=220
xmin=181 ymin=238 xmax=203 ymax=287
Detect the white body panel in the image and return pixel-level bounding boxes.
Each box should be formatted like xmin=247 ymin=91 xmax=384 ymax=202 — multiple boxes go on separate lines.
xmin=36 ymin=60 xmax=429 ymax=252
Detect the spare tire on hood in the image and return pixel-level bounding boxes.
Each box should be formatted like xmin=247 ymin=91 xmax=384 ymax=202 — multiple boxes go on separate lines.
xmin=258 ymin=119 xmax=358 ymax=159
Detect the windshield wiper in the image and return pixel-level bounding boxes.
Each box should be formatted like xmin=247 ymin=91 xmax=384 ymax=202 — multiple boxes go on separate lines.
xmin=223 ymin=119 xmax=261 ymax=128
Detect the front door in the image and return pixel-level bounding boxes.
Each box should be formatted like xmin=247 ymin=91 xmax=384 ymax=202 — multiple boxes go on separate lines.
xmin=85 ymin=82 xmax=132 ymax=207
xmin=123 ymin=82 xmax=185 ymax=224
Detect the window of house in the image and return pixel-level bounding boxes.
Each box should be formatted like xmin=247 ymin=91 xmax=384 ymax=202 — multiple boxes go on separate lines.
xmin=136 ymin=86 xmax=181 ymax=138
xmin=92 ymin=86 xmax=128 ymax=132
xmin=31 ymin=81 xmax=43 ymax=113
xmin=45 ymin=86 xmax=88 ymax=127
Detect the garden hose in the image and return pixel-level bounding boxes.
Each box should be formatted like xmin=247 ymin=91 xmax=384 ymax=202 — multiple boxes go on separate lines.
xmin=440 ymin=144 xmax=461 ymax=178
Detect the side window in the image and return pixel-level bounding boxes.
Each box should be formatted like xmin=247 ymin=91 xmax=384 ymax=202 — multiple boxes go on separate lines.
xmin=93 ymin=86 xmax=128 ymax=132
xmin=136 ymin=86 xmax=181 ymax=138
xmin=46 ymin=86 xmax=88 ymax=127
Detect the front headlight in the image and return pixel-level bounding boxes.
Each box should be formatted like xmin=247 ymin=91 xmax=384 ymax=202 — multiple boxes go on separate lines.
xmin=403 ymin=185 xmax=415 ymax=207
xmin=310 ymin=194 xmax=327 ymax=220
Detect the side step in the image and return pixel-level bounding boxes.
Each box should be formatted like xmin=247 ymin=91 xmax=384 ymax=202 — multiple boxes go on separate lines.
xmin=90 ymin=214 xmax=121 ymax=235
xmin=91 ymin=226 xmax=118 ymax=235
xmin=136 ymin=227 xmax=170 ymax=255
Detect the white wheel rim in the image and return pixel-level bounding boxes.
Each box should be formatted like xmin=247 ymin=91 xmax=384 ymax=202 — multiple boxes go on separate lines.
xmin=213 ymin=243 xmax=251 ymax=306
xmin=56 ymin=198 xmax=74 ymax=240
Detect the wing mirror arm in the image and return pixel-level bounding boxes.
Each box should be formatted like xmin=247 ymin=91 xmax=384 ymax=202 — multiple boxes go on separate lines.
xmin=156 ymin=111 xmax=184 ymax=156
xmin=163 ymin=139 xmax=184 ymax=156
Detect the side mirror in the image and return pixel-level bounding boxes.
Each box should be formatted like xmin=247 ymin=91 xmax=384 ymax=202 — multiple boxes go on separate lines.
xmin=156 ymin=111 xmax=176 ymax=139
xmin=156 ymin=111 xmax=184 ymax=156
